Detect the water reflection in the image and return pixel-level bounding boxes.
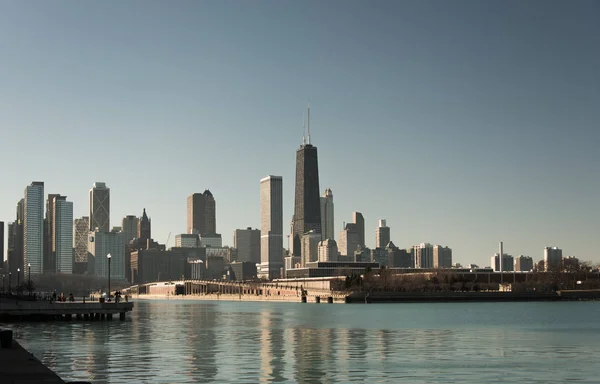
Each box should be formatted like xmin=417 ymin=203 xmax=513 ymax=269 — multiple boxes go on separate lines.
xmin=8 ymin=300 xmax=600 ymax=383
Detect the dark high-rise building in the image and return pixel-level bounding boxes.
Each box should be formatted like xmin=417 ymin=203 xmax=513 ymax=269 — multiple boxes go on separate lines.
xmin=44 ymin=193 xmax=60 ymax=273
xmin=8 ymin=199 xmax=25 ymax=277
xmin=138 ymin=208 xmax=151 ymax=241
xmin=353 ymin=212 xmax=365 ymax=248
xmin=187 ymin=190 xmax=216 ymax=235
xmin=292 ymin=107 xmax=321 ymax=256
xmin=0 ymin=221 xmax=4 ymax=268
xmin=89 ymin=182 xmax=110 ymax=232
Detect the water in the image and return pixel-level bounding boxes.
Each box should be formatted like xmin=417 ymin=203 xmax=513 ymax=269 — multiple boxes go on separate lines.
xmin=6 ymin=300 xmax=600 ymax=383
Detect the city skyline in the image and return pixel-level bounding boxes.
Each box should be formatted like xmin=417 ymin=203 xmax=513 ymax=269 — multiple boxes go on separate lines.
xmin=1 ymin=1 xmax=599 ymax=267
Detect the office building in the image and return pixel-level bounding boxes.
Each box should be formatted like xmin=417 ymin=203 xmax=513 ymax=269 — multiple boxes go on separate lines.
xmin=292 ymin=108 xmax=321 ymax=256
xmin=175 ymin=234 xmax=199 ymax=248
xmin=318 ymin=239 xmax=338 ymax=262
xmin=338 ymin=223 xmax=359 ymax=259
xmin=138 ymin=208 xmax=151 ymax=241
xmin=52 ymin=196 xmax=73 ymax=274
xmin=320 ymin=188 xmax=334 ymax=241
xmin=229 ymin=261 xmax=258 ymax=281
xmin=130 ymin=248 xmax=199 ymax=285
xmin=0 ymin=221 xmax=3 ymax=269
xmin=234 ymin=228 xmax=261 ymax=263
xmin=353 ymin=212 xmax=365 ymax=248
xmin=413 ymin=243 xmax=434 ymax=269
xmin=89 ymin=182 xmax=110 ymax=232
xmin=375 ymin=219 xmax=390 ymax=249
xmin=187 ymin=190 xmax=216 ymax=235
xmin=88 ymin=229 xmax=126 ymax=280
xmin=24 ymin=182 xmax=44 ymax=276
xmin=543 ymin=246 xmax=562 ymax=272
xmin=433 ymin=245 xmax=452 ymax=268
xmin=122 ymin=215 xmax=138 ymax=244
xmin=44 ymin=193 xmax=60 ymax=273
xmin=260 ymin=175 xmax=283 ymax=280
xmin=7 ymin=199 xmax=25 ymax=277
xmin=491 ymin=253 xmax=514 ymax=272
xmin=73 ymin=217 xmax=89 ymax=274
xmin=387 ymin=242 xmax=413 ymax=268
xmin=514 ymin=255 xmax=534 ymax=272
xmin=371 ymin=247 xmax=388 ymax=267
xmin=199 ymin=233 xmax=222 ymax=248
xmin=206 ymin=255 xmax=225 ymax=280
xmin=354 ymin=246 xmax=371 ymax=263
xmin=301 ymin=230 xmax=321 ymax=266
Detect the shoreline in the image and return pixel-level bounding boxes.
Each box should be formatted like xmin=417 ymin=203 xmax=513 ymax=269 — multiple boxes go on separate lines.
xmin=133 ymin=293 xmax=346 ymax=304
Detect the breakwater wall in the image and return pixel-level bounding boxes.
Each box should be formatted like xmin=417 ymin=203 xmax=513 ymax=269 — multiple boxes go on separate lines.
xmin=345 ymin=290 xmax=600 ymax=303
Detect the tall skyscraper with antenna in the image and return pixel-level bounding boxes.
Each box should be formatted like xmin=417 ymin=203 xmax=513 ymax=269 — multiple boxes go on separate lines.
xmin=292 ymin=104 xmax=322 ymax=256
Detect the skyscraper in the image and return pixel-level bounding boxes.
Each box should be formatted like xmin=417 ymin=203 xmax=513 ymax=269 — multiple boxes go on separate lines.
xmin=73 ymin=216 xmax=89 ymax=273
xmin=375 ymin=219 xmax=390 ymax=249
xmin=292 ymin=106 xmax=321 ymax=256
xmin=53 ymin=196 xmax=73 ymax=274
xmin=234 ymin=227 xmax=261 ymax=263
xmin=338 ymin=223 xmax=359 ymax=258
xmin=0 ymin=221 xmax=4 ymax=267
xmin=433 ymin=245 xmax=452 ymax=268
xmin=8 ymin=199 xmax=25 ymax=277
xmin=320 ymin=188 xmax=334 ymax=241
xmin=187 ymin=191 xmax=216 ymax=235
xmin=260 ymin=176 xmax=283 ymax=280
xmin=543 ymin=246 xmax=562 ymax=271
xmin=122 ymin=215 xmax=138 ymax=244
xmin=353 ymin=212 xmax=365 ymax=249
xmin=44 ymin=194 xmax=60 ymax=273
xmin=413 ymin=243 xmax=434 ymax=268
xmin=138 ymin=208 xmax=151 ymax=241
xmin=89 ymin=182 xmax=110 ymax=232
xmin=24 ymin=182 xmax=44 ymax=276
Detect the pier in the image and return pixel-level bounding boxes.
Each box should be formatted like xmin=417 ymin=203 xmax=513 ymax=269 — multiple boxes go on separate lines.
xmin=0 ymin=297 xmax=134 ymax=321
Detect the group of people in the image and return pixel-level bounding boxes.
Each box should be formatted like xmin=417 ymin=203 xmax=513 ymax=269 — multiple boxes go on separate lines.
xmin=48 ymin=291 xmax=75 ymax=303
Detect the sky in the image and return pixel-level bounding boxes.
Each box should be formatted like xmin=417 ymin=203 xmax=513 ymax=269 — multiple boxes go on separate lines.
xmin=1 ymin=0 xmax=599 ymax=267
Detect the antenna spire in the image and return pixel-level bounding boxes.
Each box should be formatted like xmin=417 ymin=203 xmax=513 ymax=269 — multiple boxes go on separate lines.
xmin=302 ymin=113 xmax=306 ymax=145
xmin=307 ymin=102 xmax=311 ymax=145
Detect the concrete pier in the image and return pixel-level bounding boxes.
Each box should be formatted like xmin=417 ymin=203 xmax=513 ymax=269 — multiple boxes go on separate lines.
xmin=0 ymin=298 xmax=134 ymax=321
xmin=0 ymin=329 xmax=66 ymax=383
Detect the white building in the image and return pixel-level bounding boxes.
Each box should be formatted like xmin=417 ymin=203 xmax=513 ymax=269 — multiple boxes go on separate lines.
xmin=544 ymin=246 xmax=562 ymax=271
xmin=260 ymin=175 xmax=283 ymax=280
xmin=338 ymin=224 xmax=360 ymax=259
xmin=89 ymin=182 xmax=110 ymax=232
xmin=73 ymin=217 xmax=90 ymax=264
xmin=88 ymin=230 xmax=126 ymax=280
xmin=234 ymin=227 xmax=261 ymax=263
xmin=24 ymin=182 xmax=44 ymax=276
xmin=301 ymin=230 xmax=321 ymax=266
xmin=318 ymin=239 xmax=338 ymax=262
xmin=320 ymin=188 xmax=334 ymax=241
xmin=414 ymin=243 xmax=434 ymax=268
xmin=53 ymin=196 xmax=73 ymax=274
xmin=175 ymin=233 xmax=199 ymax=248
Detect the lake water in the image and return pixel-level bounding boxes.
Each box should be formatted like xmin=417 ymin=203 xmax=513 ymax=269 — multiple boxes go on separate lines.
xmin=7 ymin=300 xmax=600 ymax=383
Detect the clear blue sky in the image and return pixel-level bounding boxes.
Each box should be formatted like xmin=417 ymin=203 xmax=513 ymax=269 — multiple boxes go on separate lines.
xmin=1 ymin=1 xmax=599 ymax=267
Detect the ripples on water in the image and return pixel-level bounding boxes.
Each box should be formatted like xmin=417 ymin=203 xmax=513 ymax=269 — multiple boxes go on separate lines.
xmin=7 ymin=301 xmax=600 ymax=383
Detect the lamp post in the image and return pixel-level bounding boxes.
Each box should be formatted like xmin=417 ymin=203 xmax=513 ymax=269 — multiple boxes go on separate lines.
xmin=8 ymin=273 xmax=11 ymax=295
xmin=17 ymin=268 xmax=20 ymax=295
xmin=28 ymin=263 xmax=31 ymax=296
xmin=107 ymin=254 xmax=112 ymax=302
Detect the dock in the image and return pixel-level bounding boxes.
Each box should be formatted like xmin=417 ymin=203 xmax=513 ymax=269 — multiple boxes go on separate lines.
xmin=0 ymin=297 xmax=134 ymax=321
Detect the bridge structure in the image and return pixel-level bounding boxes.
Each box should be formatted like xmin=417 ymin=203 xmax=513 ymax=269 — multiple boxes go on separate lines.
xmin=127 ymin=278 xmax=348 ymax=303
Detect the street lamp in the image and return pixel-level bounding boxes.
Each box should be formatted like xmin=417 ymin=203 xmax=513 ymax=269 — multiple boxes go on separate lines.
xmin=28 ymin=263 xmax=31 ymax=296
xmin=17 ymin=268 xmax=20 ymax=295
xmin=107 ymin=254 xmax=112 ymax=302
xmin=8 ymin=273 xmax=11 ymax=295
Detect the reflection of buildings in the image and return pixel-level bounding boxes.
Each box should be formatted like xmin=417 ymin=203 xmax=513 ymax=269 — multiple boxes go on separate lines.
xmin=259 ymin=312 xmax=285 ymax=383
